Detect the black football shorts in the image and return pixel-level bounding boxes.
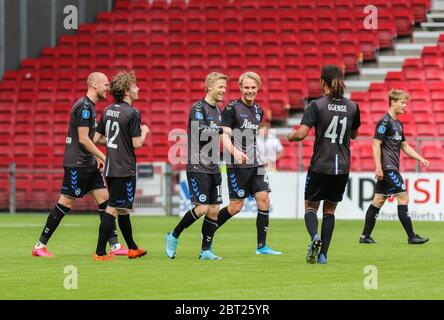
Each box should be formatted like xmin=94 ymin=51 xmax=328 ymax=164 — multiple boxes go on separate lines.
xmin=375 ymin=170 xmax=406 ymax=196
xmin=106 ymin=176 xmax=137 ymax=209
xmin=187 ymin=171 xmax=222 ymax=205
xmin=61 ymin=165 xmax=106 ymax=198
xmin=227 ymin=167 xmax=271 ymax=200
xmin=304 ymin=168 xmax=349 ymax=203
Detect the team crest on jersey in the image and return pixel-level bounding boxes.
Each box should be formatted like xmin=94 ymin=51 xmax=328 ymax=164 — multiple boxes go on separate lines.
xmin=195 ymin=112 xmax=204 ymax=120
xmin=199 ymin=194 xmax=207 ymax=202
xmin=237 ymin=189 xmax=245 ymax=197
xmin=82 ymin=109 xmax=90 ymax=119
xmin=256 ymin=113 xmax=261 ymax=122
xmin=402 ymin=184 xmax=406 ymax=191
xmin=377 ymin=125 xmax=386 ymax=134
xmin=75 ymin=188 xmax=81 ymax=196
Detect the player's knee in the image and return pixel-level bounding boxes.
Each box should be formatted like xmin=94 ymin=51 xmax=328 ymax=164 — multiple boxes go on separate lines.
xmin=372 ymin=196 xmax=386 ymax=208
xmin=206 ymin=205 xmax=220 ymax=220
xmin=229 ymin=203 xmax=242 ymax=215
xmin=396 ymin=192 xmax=409 ymax=205
xmin=193 ymin=205 xmax=209 ymax=217
xmin=58 ymin=195 xmax=75 ymax=209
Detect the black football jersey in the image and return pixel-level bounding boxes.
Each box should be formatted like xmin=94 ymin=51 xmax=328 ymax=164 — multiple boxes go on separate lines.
xmin=374 ymin=113 xmax=406 ymax=171
xmin=301 ymin=95 xmax=361 ymax=175
xmin=63 ymin=96 xmax=97 ymax=167
xmin=96 ymin=101 xmax=142 ymax=177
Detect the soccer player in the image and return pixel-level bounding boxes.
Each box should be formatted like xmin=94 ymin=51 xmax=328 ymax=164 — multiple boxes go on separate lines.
xmin=216 ymin=71 xmax=282 ymax=255
xmin=93 ymin=71 xmax=149 ymax=260
xmin=32 ymin=72 xmax=127 ymax=257
xmin=360 ymin=89 xmax=429 ymax=245
xmin=287 ymin=65 xmax=361 ymax=264
xmin=165 ymin=72 xmax=228 ymax=260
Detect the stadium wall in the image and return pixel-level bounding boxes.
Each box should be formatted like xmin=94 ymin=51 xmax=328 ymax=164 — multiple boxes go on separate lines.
xmin=179 ymin=172 xmax=444 ymax=221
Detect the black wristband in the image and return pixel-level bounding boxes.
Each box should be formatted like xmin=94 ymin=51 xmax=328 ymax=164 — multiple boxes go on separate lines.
xmin=218 ymin=128 xmax=224 ymax=134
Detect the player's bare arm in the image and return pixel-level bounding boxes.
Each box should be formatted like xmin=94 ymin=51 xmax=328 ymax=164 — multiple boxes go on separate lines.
xmin=132 ymin=124 xmax=150 ymax=149
xmin=401 ymin=141 xmax=430 ymax=168
xmin=373 ymin=139 xmax=383 ymax=180
xmin=287 ymin=125 xmax=310 ymax=142
xmin=93 ymin=132 xmax=107 ymax=146
xmin=220 ymin=126 xmax=248 ymax=163
xmin=78 ymin=127 xmax=106 ymax=162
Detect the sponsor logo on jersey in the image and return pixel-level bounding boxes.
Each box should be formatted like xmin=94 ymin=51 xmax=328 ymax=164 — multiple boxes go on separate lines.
xmin=198 ymin=194 xmax=207 ymax=202
xmin=377 ymin=125 xmax=386 ymax=134
xmin=82 ymin=109 xmax=90 ymax=119
xmin=392 ymin=131 xmax=403 ymax=141
xmin=240 ymin=119 xmax=259 ymax=130
xmin=327 ymin=104 xmax=347 ymax=112
xmin=195 ymin=112 xmax=204 ymax=120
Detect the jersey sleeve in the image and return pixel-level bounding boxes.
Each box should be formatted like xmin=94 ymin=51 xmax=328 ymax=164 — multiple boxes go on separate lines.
xmin=129 ymin=110 xmax=142 ymax=137
xmin=300 ymin=101 xmax=318 ymax=128
xmin=96 ymin=110 xmax=106 ymax=135
xmin=74 ymin=102 xmax=92 ymax=127
xmin=374 ymin=118 xmax=388 ymax=141
xmin=221 ymin=105 xmax=236 ymax=128
xmin=352 ymin=103 xmax=361 ymax=130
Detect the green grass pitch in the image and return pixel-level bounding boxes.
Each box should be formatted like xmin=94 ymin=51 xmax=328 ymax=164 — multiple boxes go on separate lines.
xmin=0 ymin=214 xmax=443 ymax=300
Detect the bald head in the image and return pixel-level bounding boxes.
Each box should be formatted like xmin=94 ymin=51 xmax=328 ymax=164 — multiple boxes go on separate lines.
xmin=87 ymin=72 xmax=108 ymax=88
xmin=86 ymin=72 xmax=109 ymax=102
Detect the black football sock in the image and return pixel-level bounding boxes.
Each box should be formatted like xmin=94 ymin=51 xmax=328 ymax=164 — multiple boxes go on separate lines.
xmin=38 ymin=203 xmax=71 ymax=245
xmin=96 ymin=213 xmax=115 ymax=256
xmin=320 ymin=214 xmax=335 ymax=257
xmin=362 ymin=204 xmax=380 ymax=238
xmin=398 ymin=205 xmax=415 ymax=238
xmin=201 ymin=216 xmax=218 ymax=251
xmin=304 ymin=209 xmax=318 ymax=240
xmin=98 ymin=201 xmax=119 ymax=247
xmin=118 ymin=214 xmax=138 ymax=250
xmin=216 ymin=207 xmax=233 ymax=228
xmin=256 ymin=210 xmax=269 ymax=249
xmin=172 ymin=208 xmax=199 ymax=238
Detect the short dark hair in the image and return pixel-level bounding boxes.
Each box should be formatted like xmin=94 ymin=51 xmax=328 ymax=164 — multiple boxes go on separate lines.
xmin=110 ymin=71 xmax=136 ymax=102
xmin=321 ymin=65 xmax=346 ymax=99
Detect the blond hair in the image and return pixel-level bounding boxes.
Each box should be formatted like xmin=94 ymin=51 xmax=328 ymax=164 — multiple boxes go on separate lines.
xmin=238 ymin=71 xmax=261 ymax=88
xmin=205 ymin=72 xmax=228 ymax=92
xmin=388 ymin=89 xmax=410 ymax=107
xmin=110 ymin=71 xmax=136 ymax=102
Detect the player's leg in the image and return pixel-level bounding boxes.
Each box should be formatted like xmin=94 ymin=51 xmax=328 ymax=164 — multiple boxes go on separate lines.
xmin=217 ymin=168 xmax=248 ymax=228
xmin=318 ymin=200 xmax=337 ymax=264
xmin=165 ymin=172 xmax=210 ymax=258
xmin=360 ymin=194 xmax=387 ymax=243
xmin=254 ymin=191 xmax=281 ymax=255
xmin=199 ymin=173 xmax=223 ymax=260
xmin=303 ymin=169 xmax=323 ymax=263
xmin=395 ymin=191 xmax=429 ymax=244
xmin=93 ymin=203 xmax=116 ymax=261
xmin=32 ymin=194 xmax=75 ymax=257
xmin=90 ymin=188 xmax=127 ymax=256
xmin=199 ymin=204 xmax=223 ymax=260
xmin=304 ymin=200 xmax=322 ymax=264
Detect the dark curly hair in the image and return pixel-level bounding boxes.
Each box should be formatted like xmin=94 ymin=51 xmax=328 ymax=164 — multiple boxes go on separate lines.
xmin=321 ymin=65 xmax=346 ymax=99
xmin=110 ymin=70 xmax=136 ymax=102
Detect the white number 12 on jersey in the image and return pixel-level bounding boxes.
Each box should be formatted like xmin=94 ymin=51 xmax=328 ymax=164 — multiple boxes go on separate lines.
xmin=324 ymin=116 xmax=347 ymax=144
xmin=105 ymin=120 xmax=120 ymax=149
